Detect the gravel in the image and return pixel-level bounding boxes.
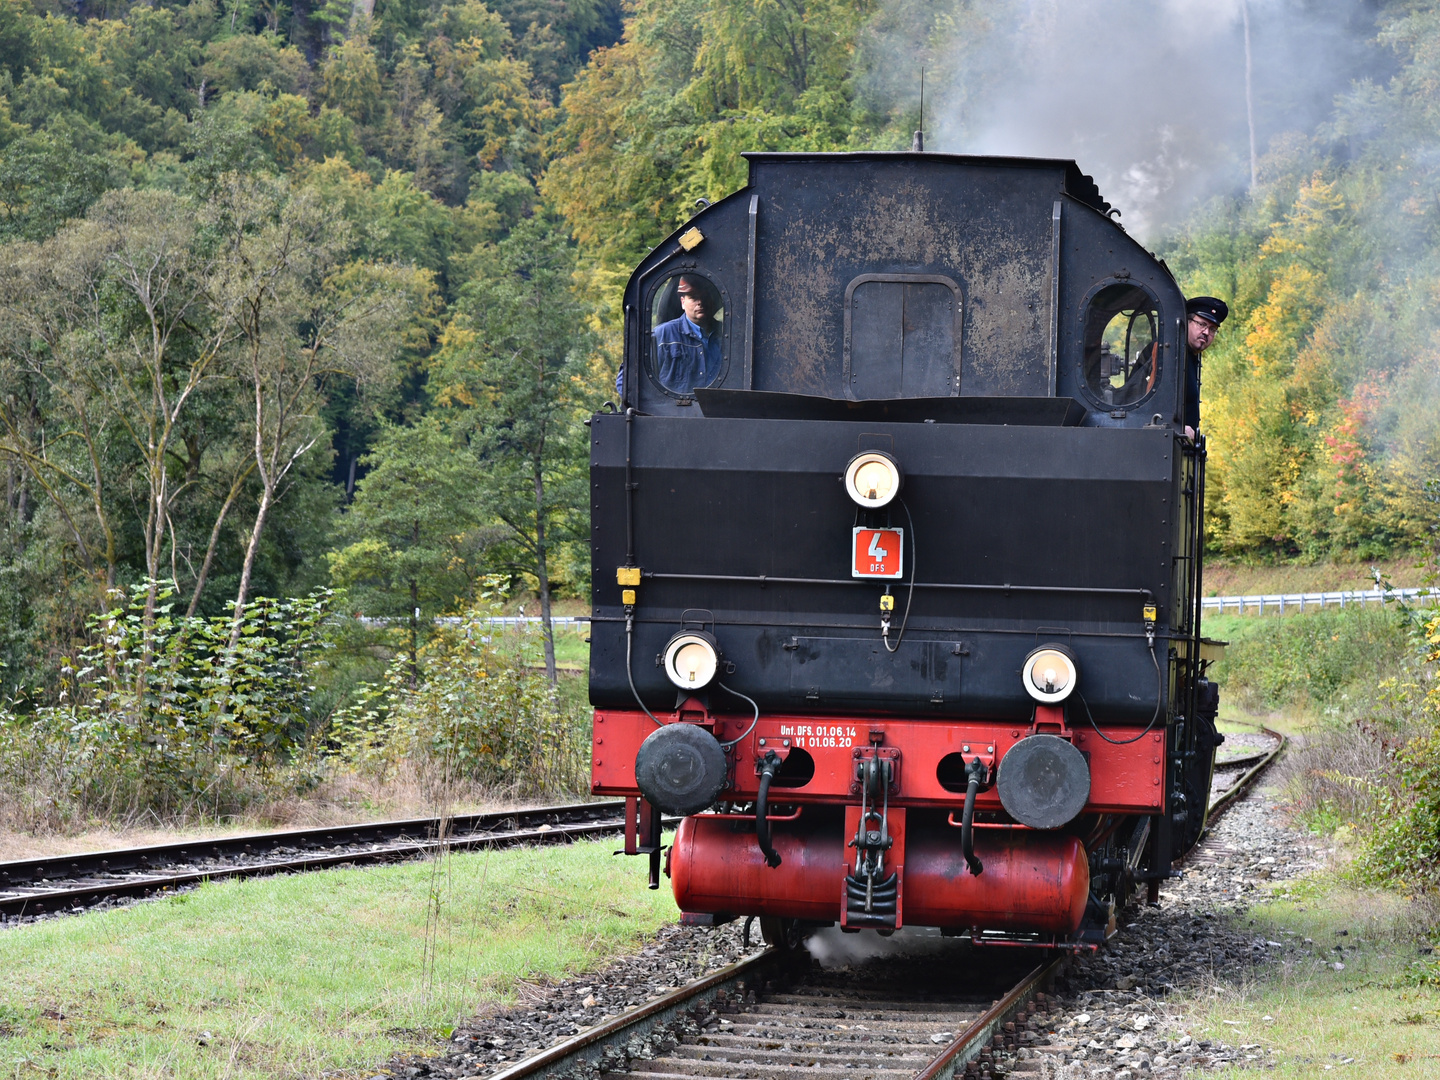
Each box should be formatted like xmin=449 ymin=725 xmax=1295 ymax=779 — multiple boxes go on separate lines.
xmin=1011 ymin=786 xmax=1328 ymax=1079
xmin=382 ymin=781 xmax=1324 ymax=1080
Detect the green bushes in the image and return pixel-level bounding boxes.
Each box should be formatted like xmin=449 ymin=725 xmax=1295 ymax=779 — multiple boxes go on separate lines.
xmin=1208 ymin=605 xmax=1412 ymax=711
xmin=1215 ymin=602 xmax=1440 ymax=891
xmin=332 ymin=609 xmax=590 ymax=799
xmin=0 ymin=583 xmax=333 ymax=830
xmin=1346 ymin=614 xmax=1440 ymax=889
xmin=0 ymin=582 xmax=591 ymax=832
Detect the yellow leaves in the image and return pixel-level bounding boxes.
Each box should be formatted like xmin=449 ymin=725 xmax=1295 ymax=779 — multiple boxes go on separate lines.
xmin=1243 ymin=261 xmax=1324 ymax=379
xmin=256 ymin=92 xmax=312 ymax=169
xmin=1260 ymin=173 xmax=1346 ymax=264
xmin=437 ymin=322 xmax=476 ymax=353
xmin=321 ymin=35 xmax=383 ymax=125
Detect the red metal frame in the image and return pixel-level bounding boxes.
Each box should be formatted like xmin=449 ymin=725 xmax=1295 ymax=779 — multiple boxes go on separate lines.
xmin=598 ymin=704 xmax=1162 ymax=934
xmin=593 ymin=708 xmax=1165 ymax=814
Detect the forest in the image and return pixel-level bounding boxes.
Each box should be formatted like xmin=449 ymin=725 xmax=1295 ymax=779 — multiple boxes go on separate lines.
xmin=0 ymin=0 xmax=1439 ymax=829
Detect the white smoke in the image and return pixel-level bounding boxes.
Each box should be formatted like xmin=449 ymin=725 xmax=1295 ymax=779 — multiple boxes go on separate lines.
xmin=864 ymin=0 xmax=1386 ymax=239
xmin=804 ymin=924 xmax=959 ymax=967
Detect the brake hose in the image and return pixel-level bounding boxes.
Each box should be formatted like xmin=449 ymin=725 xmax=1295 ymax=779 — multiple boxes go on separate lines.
xmin=756 ymin=750 xmax=782 ymax=868
xmin=961 ymin=757 xmax=985 ymax=876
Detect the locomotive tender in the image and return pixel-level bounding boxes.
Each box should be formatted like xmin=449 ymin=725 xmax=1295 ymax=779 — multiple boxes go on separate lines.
xmin=588 ymin=152 xmax=1222 ymax=946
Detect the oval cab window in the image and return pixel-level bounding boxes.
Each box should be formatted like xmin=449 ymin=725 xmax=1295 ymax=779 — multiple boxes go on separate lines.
xmin=648 ymin=273 xmax=726 ymax=396
xmin=1081 ymin=283 xmax=1161 ymax=409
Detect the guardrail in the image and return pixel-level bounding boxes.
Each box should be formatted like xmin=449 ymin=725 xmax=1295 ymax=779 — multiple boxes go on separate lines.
xmin=1202 ymin=586 xmax=1440 ymax=615
xmin=483 ymin=615 xmax=591 ymax=626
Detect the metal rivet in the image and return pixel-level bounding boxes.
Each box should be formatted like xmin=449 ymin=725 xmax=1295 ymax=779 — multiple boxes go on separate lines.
xmin=759 ymin=738 xmax=766 ymax=746
xmin=962 ymin=744 xmax=970 ymax=753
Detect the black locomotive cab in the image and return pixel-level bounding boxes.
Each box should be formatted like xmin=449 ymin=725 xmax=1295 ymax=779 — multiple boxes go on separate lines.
xmin=590 ymin=153 xmax=1219 ymax=942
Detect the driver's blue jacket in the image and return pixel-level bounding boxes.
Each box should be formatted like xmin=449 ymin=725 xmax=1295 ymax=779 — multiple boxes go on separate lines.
xmin=615 ymin=315 xmax=721 ymax=396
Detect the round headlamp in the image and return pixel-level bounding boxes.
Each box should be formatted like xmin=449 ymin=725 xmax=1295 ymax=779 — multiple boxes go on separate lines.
xmin=844 ymin=451 xmax=903 ymax=509
xmin=663 ymin=631 xmax=722 ymax=690
xmin=1022 ymin=644 xmax=1078 ymax=704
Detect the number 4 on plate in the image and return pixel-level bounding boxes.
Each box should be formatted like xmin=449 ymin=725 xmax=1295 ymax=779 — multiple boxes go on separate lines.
xmin=852 ymin=527 xmax=903 ymax=578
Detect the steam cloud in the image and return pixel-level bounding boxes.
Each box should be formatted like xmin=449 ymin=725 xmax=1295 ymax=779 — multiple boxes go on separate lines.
xmin=874 ymin=0 xmax=1388 ymax=239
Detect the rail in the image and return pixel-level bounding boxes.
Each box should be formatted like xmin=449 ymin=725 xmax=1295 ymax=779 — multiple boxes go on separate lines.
xmin=0 ymin=801 xmax=656 ymax=920
xmin=484 ymin=944 xmax=1065 ymax=1080
xmin=1206 ymin=725 xmax=1286 ymax=822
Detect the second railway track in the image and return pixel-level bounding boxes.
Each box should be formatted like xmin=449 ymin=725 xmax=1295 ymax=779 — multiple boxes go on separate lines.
xmin=0 ymin=800 xmax=647 ymax=920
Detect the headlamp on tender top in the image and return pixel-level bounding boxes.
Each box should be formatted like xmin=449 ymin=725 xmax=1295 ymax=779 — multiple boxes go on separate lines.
xmin=663 ymin=631 xmax=722 ymax=690
xmin=844 ymin=451 xmax=903 ymax=509
xmin=1022 ymin=644 xmax=1078 ymax=704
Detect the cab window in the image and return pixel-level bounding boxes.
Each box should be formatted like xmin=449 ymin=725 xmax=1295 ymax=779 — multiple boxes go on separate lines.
xmin=648 ymin=273 xmax=726 ymax=396
xmin=1081 ymin=284 xmax=1160 ymax=408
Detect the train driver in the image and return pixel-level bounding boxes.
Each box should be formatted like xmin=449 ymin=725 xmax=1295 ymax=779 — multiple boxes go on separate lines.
xmin=651 ymin=274 xmax=723 ymax=394
xmin=1184 ymin=295 xmax=1229 ymax=439
xmin=613 ymin=274 xmax=724 ymax=399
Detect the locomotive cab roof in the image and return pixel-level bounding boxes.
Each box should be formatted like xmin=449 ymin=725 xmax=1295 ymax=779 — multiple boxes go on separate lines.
xmin=619 ymin=152 xmax=1186 ymax=431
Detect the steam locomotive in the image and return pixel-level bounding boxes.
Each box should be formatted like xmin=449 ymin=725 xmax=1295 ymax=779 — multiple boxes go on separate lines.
xmin=587 ymin=152 xmax=1222 ymax=947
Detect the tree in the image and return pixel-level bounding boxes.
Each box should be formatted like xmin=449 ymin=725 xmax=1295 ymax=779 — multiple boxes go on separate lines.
xmin=207 ymin=174 xmax=435 ymax=646
xmin=328 ymin=416 xmax=496 ymax=676
xmin=430 ymin=213 xmax=595 ymax=682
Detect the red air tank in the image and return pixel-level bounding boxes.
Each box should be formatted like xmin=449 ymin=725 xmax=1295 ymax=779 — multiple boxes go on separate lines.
xmin=670 ymin=811 xmax=1090 ymax=935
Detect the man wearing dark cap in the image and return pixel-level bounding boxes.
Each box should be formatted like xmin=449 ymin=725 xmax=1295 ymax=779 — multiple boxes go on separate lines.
xmin=615 ymin=274 xmax=724 ymax=398
xmin=651 ymin=274 xmax=723 ymax=394
xmin=1184 ymin=296 xmax=1229 ymax=438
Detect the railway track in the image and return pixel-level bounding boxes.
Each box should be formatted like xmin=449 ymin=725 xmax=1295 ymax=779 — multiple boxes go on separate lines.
xmin=1206 ymin=725 xmax=1285 ymax=823
xmin=483 ymin=944 xmax=1065 ymax=1080
xmin=453 ymin=734 xmax=1288 ymax=1080
xmin=0 ymin=801 xmax=640 ymax=920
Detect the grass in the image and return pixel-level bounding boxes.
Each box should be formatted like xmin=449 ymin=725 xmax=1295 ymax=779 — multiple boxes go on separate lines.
xmin=1181 ymin=882 xmax=1440 ymax=1078
xmin=1202 ymin=557 xmax=1430 ymax=598
xmin=0 ymin=837 xmax=679 ymax=1079
xmin=551 ymin=622 xmax=590 ymax=671
xmin=486 ymin=619 xmax=589 ymax=671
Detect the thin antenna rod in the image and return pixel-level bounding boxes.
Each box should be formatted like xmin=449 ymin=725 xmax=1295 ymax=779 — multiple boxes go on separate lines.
xmin=913 ymin=67 xmax=925 ymax=152
xmin=1242 ymin=0 xmax=1257 ymax=190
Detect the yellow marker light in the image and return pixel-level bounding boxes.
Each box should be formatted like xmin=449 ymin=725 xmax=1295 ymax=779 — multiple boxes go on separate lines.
xmin=1022 ymin=645 xmax=1079 ymax=704
xmin=880 ymin=594 xmax=895 ymax=612
xmin=844 ymin=452 xmax=903 ymax=509
xmin=663 ymin=632 xmax=722 ymax=690
xmin=677 ymin=227 xmax=705 ymax=251
xmin=1143 ymin=604 xmax=1157 ymax=622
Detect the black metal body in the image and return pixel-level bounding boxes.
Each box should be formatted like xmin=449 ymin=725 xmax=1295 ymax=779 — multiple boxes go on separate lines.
xmin=592 ymin=152 xmax=1215 ymax=875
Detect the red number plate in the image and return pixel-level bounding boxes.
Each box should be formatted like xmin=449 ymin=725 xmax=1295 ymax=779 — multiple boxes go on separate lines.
xmin=852 ymin=527 xmax=904 ymax=578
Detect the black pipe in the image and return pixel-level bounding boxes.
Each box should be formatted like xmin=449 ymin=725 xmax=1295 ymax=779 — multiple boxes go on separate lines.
xmin=624 ymin=408 xmax=636 ymax=567
xmin=644 ymin=571 xmax=1153 ymax=603
xmin=756 ymin=751 xmax=783 ymax=868
xmin=961 ymin=757 xmax=986 ymax=876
